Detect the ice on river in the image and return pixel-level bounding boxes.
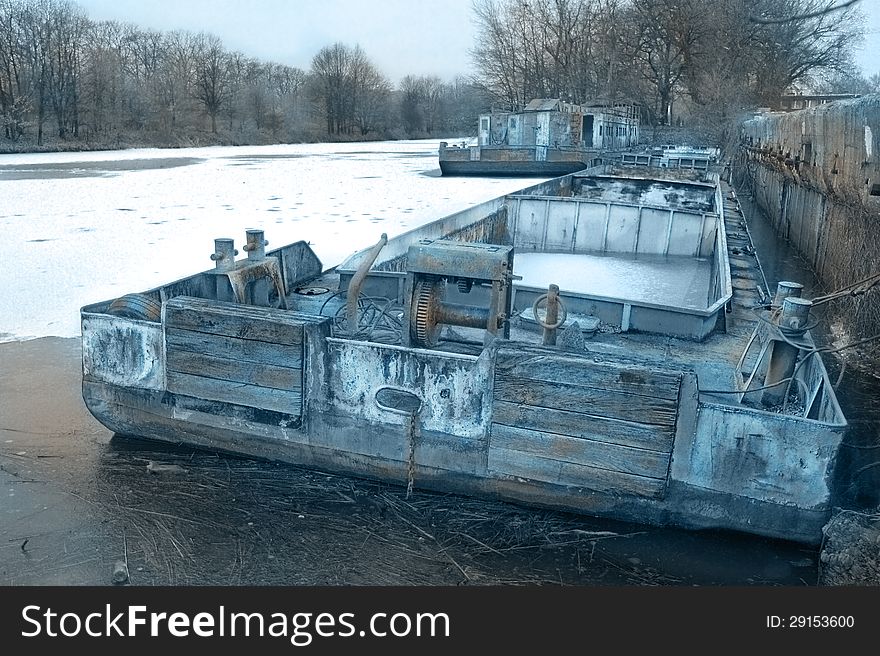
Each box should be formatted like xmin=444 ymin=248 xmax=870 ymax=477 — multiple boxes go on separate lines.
xmin=0 ymin=140 xmax=543 ymax=342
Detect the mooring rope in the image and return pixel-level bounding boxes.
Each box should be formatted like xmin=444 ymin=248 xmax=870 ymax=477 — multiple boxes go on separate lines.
xmin=811 ymin=272 xmax=880 ymax=307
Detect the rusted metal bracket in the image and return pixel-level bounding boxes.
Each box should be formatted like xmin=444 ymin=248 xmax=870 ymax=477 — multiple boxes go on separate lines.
xmin=207 ymin=230 xmax=288 ymax=309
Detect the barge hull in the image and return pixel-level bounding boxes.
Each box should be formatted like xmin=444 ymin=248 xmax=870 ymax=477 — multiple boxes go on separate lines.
xmin=439 ymin=158 xmax=595 ymax=177
xmin=82 ymin=376 xmax=834 ymax=545
xmin=80 ymin=171 xmax=847 ymax=545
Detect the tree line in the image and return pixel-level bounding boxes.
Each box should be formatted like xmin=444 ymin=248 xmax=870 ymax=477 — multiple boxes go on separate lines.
xmin=0 ymin=0 xmax=490 ymax=150
xmin=471 ymin=0 xmax=866 ymax=132
xmin=0 ymin=0 xmax=870 ymax=152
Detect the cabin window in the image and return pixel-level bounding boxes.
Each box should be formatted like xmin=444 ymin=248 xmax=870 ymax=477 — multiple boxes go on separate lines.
xmin=509 ymin=117 xmax=518 ymax=129
xmin=480 ymin=118 xmax=489 ymax=131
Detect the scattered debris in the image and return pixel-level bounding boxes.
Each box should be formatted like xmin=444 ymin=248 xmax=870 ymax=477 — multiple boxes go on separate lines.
xmin=146 ymin=460 xmax=186 ymax=474
xmin=559 ymin=321 xmax=587 ymax=351
xmin=819 ymin=509 xmax=880 ymax=585
xmin=112 ymin=560 xmax=130 ymax=585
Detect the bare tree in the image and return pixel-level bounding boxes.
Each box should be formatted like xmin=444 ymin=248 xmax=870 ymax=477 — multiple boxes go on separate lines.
xmin=310 ymin=42 xmax=388 ymax=136
xmin=193 ymin=33 xmax=228 ymax=133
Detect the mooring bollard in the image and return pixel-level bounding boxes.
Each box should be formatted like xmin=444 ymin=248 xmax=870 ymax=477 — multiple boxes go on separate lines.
xmin=762 ymin=295 xmax=813 ymax=407
xmin=773 ymin=280 xmax=803 ymax=307
xmin=210 ymin=238 xmax=237 ymax=302
xmin=543 ymin=284 xmax=560 ymax=346
xmin=243 ymin=229 xmax=269 ymax=304
xmin=210 ymin=238 xmax=237 ymax=271
xmin=243 ymin=229 xmax=267 ymax=260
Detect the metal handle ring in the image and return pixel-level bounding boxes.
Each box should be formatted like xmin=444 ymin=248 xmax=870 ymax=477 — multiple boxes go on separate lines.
xmin=532 ymin=294 xmax=567 ymax=330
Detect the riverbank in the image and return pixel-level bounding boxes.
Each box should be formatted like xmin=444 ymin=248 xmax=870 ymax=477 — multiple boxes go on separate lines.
xmin=0 ymin=129 xmax=462 ymax=156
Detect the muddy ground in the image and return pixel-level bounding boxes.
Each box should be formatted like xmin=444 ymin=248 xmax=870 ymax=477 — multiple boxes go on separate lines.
xmin=0 ymin=337 xmax=824 ymax=586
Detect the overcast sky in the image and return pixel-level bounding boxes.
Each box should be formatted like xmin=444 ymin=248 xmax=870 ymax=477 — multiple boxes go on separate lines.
xmin=76 ymin=0 xmax=880 ymax=83
xmin=75 ymin=0 xmax=478 ymax=83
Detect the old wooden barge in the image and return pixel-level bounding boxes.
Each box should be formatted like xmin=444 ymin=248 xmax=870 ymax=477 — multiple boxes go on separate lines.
xmin=81 ymin=167 xmax=846 ymax=544
xmin=439 ymin=99 xmax=639 ymax=176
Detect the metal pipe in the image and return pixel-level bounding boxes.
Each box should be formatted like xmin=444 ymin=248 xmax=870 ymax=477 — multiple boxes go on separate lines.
xmin=542 ymin=284 xmax=560 ymax=346
xmin=345 ymin=233 xmax=388 ymax=332
xmin=436 ymin=302 xmax=491 ymax=330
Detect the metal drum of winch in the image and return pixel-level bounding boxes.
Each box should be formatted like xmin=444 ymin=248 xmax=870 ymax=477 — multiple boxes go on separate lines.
xmin=401 ymin=239 xmax=514 ymax=348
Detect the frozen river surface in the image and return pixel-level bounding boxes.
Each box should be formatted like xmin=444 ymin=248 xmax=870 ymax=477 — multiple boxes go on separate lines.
xmin=0 ymin=140 xmax=542 ymax=341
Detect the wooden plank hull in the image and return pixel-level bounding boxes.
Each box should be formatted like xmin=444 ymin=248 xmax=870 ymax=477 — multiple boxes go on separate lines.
xmin=80 ymin=297 xmax=844 ymax=544
xmin=439 ymin=158 xmax=593 ymax=177
xmin=81 ymin=375 xmax=835 ymax=545
xmin=78 ymin=173 xmax=848 ymax=546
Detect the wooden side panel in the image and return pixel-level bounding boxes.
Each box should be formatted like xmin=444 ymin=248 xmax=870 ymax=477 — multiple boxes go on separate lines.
xmin=165 ymin=296 xmax=305 ymax=345
xmin=166 ymin=372 xmax=301 ymax=415
xmin=489 ymin=446 xmax=666 ymax=497
xmin=491 ymin=424 xmax=669 ymax=478
xmin=494 ymin=376 xmax=677 ymax=426
xmin=492 ymin=402 xmax=674 ymax=453
xmin=495 ymin=351 xmax=682 ymax=400
xmin=489 ymin=347 xmax=682 ymax=499
xmin=164 ymin=296 xmax=308 ymax=416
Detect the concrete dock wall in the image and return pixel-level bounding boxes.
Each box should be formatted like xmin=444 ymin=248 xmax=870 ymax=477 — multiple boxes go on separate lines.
xmin=735 ymin=94 xmax=880 ymax=341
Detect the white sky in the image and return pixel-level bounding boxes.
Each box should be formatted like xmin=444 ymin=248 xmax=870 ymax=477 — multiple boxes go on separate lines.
xmin=74 ymin=0 xmax=479 ymax=84
xmin=857 ymin=0 xmax=880 ymax=76
xmin=74 ymin=0 xmax=880 ymax=82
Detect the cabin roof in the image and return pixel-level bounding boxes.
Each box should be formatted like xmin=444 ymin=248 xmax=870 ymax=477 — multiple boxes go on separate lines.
xmin=524 ymin=98 xmax=563 ymax=111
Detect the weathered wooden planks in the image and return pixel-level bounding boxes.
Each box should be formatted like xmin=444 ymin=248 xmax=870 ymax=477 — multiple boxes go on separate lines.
xmin=165 ymin=328 xmax=303 ymax=369
xmin=164 ymin=296 xmax=308 ymax=416
xmin=493 ymin=401 xmax=673 ymax=452
xmin=166 ymin=372 xmax=301 ymax=415
xmin=495 ymin=376 xmax=678 ymax=426
xmin=488 ymin=446 xmax=666 ymax=498
xmin=489 ymin=346 xmax=681 ymax=498
xmin=496 ymin=350 xmax=682 ymax=400
xmin=165 ymin=296 xmax=305 ymax=344
xmin=166 ymin=349 xmax=301 ymax=391
xmin=491 ymin=424 xmax=670 ymax=478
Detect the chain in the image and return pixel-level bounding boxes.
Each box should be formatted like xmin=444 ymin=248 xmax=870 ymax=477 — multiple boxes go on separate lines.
xmin=405 ymin=411 xmax=418 ymax=499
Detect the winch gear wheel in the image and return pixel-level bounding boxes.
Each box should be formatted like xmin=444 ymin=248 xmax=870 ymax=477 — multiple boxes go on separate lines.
xmin=411 ymin=279 xmax=444 ymax=348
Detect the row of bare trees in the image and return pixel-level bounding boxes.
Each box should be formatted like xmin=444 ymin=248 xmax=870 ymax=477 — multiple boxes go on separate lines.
xmin=0 ymin=0 xmax=489 ymax=149
xmin=471 ymin=0 xmax=865 ymax=127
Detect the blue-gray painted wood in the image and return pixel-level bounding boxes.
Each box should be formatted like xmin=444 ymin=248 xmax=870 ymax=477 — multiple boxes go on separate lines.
xmin=492 ymin=401 xmax=674 ymax=452
xmin=166 ymin=349 xmax=302 ymax=392
xmin=167 ymin=371 xmax=302 ymax=415
xmin=164 ymin=296 xmax=305 ymax=345
xmin=165 ymin=328 xmax=303 ymax=369
xmin=488 ymin=446 xmax=666 ymax=498
xmin=495 ymin=350 xmax=682 ymax=400
xmin=494 ymin=376 xmax=678 ymax=426
xmin=490 ymin=423 xmax=670 ymax=478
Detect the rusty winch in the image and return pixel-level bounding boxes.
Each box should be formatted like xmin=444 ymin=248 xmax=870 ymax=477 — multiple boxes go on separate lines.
xmin=401 ymin=239 xmax=514 ymax=348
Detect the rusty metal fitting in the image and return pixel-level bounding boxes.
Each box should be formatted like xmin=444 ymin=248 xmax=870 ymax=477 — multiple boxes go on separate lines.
xmin=772 ymin=281 xmax=803 ymax=307
xmin=243 ymin=229 xmax=268 ymax=260
xmin=778 ymin=297 xmax=812 ymax=336
xmin=210 ymin=238 xmax=238 ymax=271
xmin=534 ymin=285 xmax=567 ymax=347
